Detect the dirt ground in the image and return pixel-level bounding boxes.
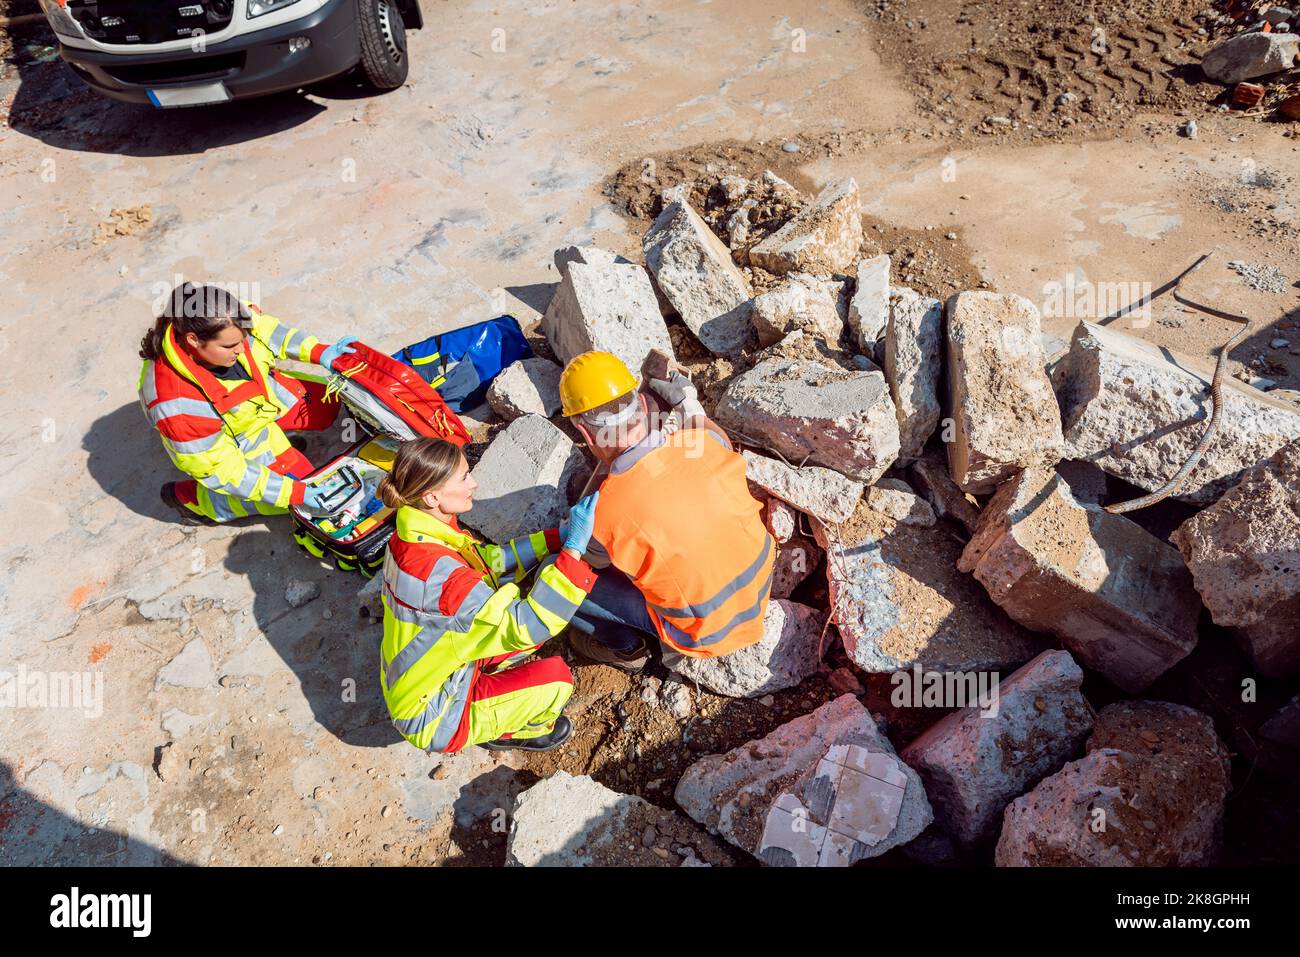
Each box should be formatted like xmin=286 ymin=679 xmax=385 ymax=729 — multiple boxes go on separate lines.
xmin=1 ymin=0 xmax=1297 ymax=868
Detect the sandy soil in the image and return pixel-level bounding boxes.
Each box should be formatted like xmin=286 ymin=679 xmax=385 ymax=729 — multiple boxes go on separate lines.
xmin=1 ymin=0 xmax=1297 ymax=867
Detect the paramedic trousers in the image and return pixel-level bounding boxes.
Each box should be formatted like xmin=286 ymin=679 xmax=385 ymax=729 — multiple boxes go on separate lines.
xmin=174 ymin=379 xmax=340 ymax=523
xmin=461 ymin=652 xmax=574 ymax=746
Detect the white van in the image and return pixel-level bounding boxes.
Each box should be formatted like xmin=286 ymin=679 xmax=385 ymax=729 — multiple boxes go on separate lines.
xmin=37 ymin=0 xmax=422 ymax=107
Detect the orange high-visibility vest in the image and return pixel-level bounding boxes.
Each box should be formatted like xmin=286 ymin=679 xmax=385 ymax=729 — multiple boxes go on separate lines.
xmin=591 ymin=428 xmax=774 ymax=658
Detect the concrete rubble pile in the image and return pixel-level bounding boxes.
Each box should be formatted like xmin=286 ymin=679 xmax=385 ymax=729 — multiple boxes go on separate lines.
xmin=463 ymin=168 xmax=1296 ymax=866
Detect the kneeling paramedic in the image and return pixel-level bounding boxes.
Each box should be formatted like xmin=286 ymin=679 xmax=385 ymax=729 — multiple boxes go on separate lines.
xmin=138 ymin=282 xmax=360 ymax=525
xmin=377 ymin=437 xmax=600 ymax=753
xmin=558 ymin=352 xmax=774 ymax=674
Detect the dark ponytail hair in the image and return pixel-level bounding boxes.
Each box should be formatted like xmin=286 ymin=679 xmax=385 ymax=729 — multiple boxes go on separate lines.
xmin=139 ymin=282 xmax=251 ymax=360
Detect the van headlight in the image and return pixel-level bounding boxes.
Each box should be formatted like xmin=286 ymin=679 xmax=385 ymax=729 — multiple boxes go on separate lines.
xmin=38 ymin=0 xmax=83 ymax=37
xmin=247 ymin=0 xmax=301 ymax=17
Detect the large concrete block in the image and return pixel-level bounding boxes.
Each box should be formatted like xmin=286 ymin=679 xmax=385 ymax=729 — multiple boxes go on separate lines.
xmin=813 ymin=499 xmax=1045 ymax=673
xmin=750 ymin=273 xmax=846 ymax=347
xmin=848 ymin=254 xmax=890 ymax=354
xmin=675 ymin=695 xmax=932 ymax=865
xmin=748 ymin=178 xmax=863 ymax=276
xmin=1201 ymin=31 xmax=1300 ymax=84
xmin=670 ymin=599 xmax=826 ymax=698
xmin=996 ymin=701 xmax=1231 ymax=866
xmin=1172 ymin=438 xmax=1300 ymax=677
xmin=959 ymin=468 xmax=1200 ymax=693
xmin=643 ymin=200 xmax=753 ymax=356
xmin=467 ymin=415 xmax=586 ymax=545
xmin=717 ymin=357 xmax=900 ymax=483
xmin=742 ymin=450 xmax=864 ymax=525
xmin=1053 ymin=321 xmax=1300 ymax=505
xmin=901 ymin=650 xmax=1094 ymax=847
xmin=485 ymin=357 xmax=563 ymax=422
xmin=507 ymin=771 xmax=727 ymax=866
xmin=946 ymin=291 xmax=1065 ymax=494
xmin=540 ymin=259 xmax=675 ymax=373
xmin=885 ymin=287 xmax=943 ymax=462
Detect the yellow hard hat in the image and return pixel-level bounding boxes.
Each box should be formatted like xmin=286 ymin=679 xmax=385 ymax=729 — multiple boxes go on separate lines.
xmin=559 ymin=351 xmax=638 ymax=417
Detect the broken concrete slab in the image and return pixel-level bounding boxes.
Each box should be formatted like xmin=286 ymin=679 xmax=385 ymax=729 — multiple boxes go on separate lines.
xmin=813 ymin=498 xmax=1046 ymax=673
xmin=848 ymin=254 xmax=890 ymax=354
xmin=486 ymin=357 xmax=563 ymax=422
xmin=284 ymin=580 xmax=320 ymax=609
xmin=1201 ymin=31 xmax=1300 ymax=85
xmin=670 ymin=598 xmax=827 ymax=698
xmin=742 ymin=449 xmax=864 ymax=525
xmin=675 ymin=694 xmax=931 ymax=865
xmin=748 ymin=178 xmax=863 ymax=276
xmin=553 ymin=245 xmax=631 ymax=280
xmin=750 ymin=273 xmax=846 ymax=347
xmin=771 ymin=536 xmax=821 ymax=599
xmin=910 ymin=454 xmax=981 ymax=535
xmin=155 ymin=638 xmax=214 ymax=690
xmin=507 ymin=771 xmax=728 ymax=866
xmin=643 ymin=200 xmax=753 ymax=356
xmin=885 ymin=287 xmax=943 ymax=461
xmin=867 ymin=480 xmax=936 ymax=527
xmin=1053 ymin=321 xmax=1300 ymax=504
xmin=761 ymin=494 xmax=799 ymax=543
xmin=901 ymin=650 xmax=1094 ymax=847
xmin=959 ymin=468 xmax=1200 ymax=693
xmin=718 ymin=358 xmax=900 ymax=483
xmin=467 ymin=414 xmax=587 ymax=545
xmin=1171 ymin=438 xmax=1300 ymax=678
xmin=996 ymin=701 xmax=1231 ymax=866
xmin=946 ymin=291 xmax=1065 ymax=494
xmin=540 ymin=259 xmax=675 ymax=373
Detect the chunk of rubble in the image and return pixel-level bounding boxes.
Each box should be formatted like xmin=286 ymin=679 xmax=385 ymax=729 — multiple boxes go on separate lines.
xmin=670 ymin=599 xmax=826 ymax=698
xmin=467 ymin=415 xmax=586 ymax=545
xmin=1171 ymin=438 xmax=1300 ymax=678
xmin=885 ymin=287 xmax=943 ymax=461
xmin=1200 ymin=31 xmax=1300 ymax=85
xmin=946 ymin=291 xmax=1065 ymax=494
xmin=553 ymin=245 xmax=631 ymax=279
xmin=643 ymin=200 xmax=753 ymax=356
xmin=675 ymin=695 xmax=932 ymax=865
xmin=284 ymin=580 xmax=320 ymax=609
xmin=761 ymin=494 xmax=799 ymax=543
xmin=959 ymin=468 xmax=1199 ymax=693
xmin=486 ymin=357 xmax=563 ymax=422
xmin=1053 ymin=321 xmax=1300 ymax=504
xmin=507 ymin=771 xmax=728 ymax=867
xmin=743 ymin=450 xmax=863 ymax=525
xmin=910 ymin=454 xmax=981 ymax=535
xmin=848 ymin=254 xmax=890 ymax=355
xmin=540 ymin=258 xmax=675 ymax=373
xmin=901 ymin=650 xmax=1094 ymax=847
xmin=717 ymin=358 xmax=900 ymax=483
xmin=996 ymin=701 xmax=1231 ymax=866
xmin=771 ymin=536 xmax=821 ymax=600
xmin=750 ymin=273 xmax=846 ymax=347
xmin=748 ymin=178 xmax=863 ymax=276
xmin=813 ymin=499 xmax=1045 ymax=673
xmin=867 ymin=478 xmax=936 ymax=527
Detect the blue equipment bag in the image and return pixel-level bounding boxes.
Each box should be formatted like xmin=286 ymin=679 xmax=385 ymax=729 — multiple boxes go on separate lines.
xmin=392 ymin=315 xmax=533 ymax=413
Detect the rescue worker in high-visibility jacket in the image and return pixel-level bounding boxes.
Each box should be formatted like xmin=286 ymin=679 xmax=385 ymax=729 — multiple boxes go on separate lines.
xmin=557 ymin=351 xmax=773 ymax=674
xmin=377 ymin=437 xmax=600 ymax=753
xmin=137 ymin=282 xmax=359 ymax=525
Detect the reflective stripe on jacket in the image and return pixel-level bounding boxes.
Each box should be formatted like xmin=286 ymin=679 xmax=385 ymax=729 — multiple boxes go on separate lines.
xmin=591 ymin=427 xmax=773 ymax=658
xmin=137 ymin=307 xmax=328 ymax=509
xmin=380 ymin=507 xmax=596 ymax=753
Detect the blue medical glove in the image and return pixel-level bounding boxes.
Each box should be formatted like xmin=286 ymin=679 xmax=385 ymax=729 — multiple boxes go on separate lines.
xmin=562 ymin=491 xmax=600 ymax=555
xmin=320 ymin=335 xmax=359 ymax=371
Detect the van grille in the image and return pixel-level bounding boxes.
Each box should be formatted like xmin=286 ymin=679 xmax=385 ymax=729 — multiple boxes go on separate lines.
xmin=102 ymin=51 xmax=245 ymax=84
xmin=68 ymin=0 xmax=235 ymax=46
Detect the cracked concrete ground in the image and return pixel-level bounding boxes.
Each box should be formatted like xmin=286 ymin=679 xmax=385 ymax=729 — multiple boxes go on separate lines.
xmin=0 ymin=0 xmax=1296 ymax=865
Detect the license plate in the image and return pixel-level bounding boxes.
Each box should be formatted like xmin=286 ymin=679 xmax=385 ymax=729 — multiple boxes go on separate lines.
xmin=147 ymin=82 xmax=231 ymax=108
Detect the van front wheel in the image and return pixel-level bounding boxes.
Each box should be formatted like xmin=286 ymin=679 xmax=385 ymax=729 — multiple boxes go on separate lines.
xmin=357 ymin=0 xmax=409 ymax=90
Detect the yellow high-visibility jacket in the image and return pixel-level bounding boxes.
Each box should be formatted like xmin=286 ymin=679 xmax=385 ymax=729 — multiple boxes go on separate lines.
xmin=381 ymin=507 xmax=597 ymax=753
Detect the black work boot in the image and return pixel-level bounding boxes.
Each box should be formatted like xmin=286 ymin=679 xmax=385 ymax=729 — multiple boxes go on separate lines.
xmin=478 ymin=716 xmax=573 ymax=752
xmin=568 ymin=629 xmax=649 ymax=675
xmin=160 ymin=483 xmax=216 ymax=526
